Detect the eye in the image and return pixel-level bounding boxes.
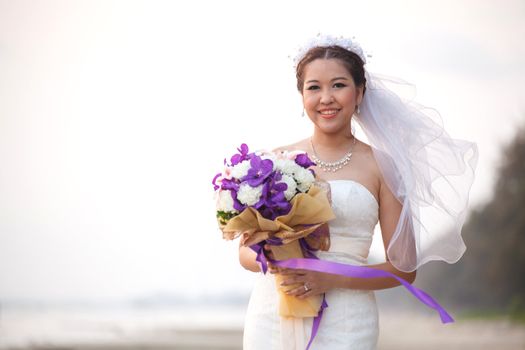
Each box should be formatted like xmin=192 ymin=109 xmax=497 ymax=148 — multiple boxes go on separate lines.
xmin=306 ymin=85 xmax=320 ymax=91
xmin=333 ymin=82 xmax=347 ymax=88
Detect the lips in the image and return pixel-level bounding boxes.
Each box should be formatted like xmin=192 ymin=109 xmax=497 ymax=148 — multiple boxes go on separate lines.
xmin=318 ymin=109 xmax=340 ymax=119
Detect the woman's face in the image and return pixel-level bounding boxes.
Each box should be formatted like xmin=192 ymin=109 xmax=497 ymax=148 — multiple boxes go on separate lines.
xmin=302 ymin=58 xmax=363 ymax=135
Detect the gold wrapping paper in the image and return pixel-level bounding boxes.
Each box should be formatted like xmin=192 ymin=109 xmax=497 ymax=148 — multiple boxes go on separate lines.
xmin=221 ymin=185 xmax=335 ymax=318
xmin=271 ymin=239 xmax=323 ymax=317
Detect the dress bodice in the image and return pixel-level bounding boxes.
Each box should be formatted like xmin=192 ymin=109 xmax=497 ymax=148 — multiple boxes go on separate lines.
xmin=244 ymin=179 xmax=380 ymax=350
xmin=316 ymin=180 xmax=379 ymax=266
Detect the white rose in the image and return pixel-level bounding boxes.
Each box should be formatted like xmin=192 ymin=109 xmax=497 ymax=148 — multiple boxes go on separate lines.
xmin=216 ymin=190 xmax=237 ymax=213
xmin=279 ymin=174 xmax=298 ymax=200
xmin=295 ymin=168 xmax=315 ymax=193
xmin=230 ymin=160 xmax=251 ymax=179
xmin=237 ymin=183 xmax=264 ymax=206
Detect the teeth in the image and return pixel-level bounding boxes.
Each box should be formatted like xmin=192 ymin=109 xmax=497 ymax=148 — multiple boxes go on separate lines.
xmin=320 ymin=110 xmax=338 ymax=115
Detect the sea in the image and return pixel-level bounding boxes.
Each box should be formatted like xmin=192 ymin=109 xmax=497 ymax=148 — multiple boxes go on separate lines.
xmin=0 ymin=300 xmax=247 ymax=348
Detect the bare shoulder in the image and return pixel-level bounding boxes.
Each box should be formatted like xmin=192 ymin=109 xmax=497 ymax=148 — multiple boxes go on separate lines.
xmin=355 ymin=140 xmax=382 ymax=180
xmin=357 ymin=141 xmax=398 ymax=203
xmin=347 ymin=139 xmax=385 ymax=202
xmin=273 ymin=138 xmax=310 ymax=153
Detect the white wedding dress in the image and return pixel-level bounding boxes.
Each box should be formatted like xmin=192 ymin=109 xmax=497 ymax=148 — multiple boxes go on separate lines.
xmin=243 ymin=180 xmax=380 ymax=350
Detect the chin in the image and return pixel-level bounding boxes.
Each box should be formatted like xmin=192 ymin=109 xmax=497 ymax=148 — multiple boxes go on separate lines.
xmin=317 ymin=126 xmax=346 ymax=135
xmin=315 ymin=121 xmax=348 ymax=134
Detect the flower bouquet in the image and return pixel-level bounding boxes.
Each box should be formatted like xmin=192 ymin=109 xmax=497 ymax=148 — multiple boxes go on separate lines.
xmin=213 ymin=144 xmax=335 ymax=318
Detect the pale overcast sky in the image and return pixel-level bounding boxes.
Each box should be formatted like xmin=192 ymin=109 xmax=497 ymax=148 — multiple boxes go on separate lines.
xmin=0 ymin=0 xmax=524 ymax=302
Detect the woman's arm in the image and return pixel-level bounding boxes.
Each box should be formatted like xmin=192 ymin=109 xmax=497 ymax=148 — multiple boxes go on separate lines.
xmin=239 ymin=243 xmax=262 ymax=272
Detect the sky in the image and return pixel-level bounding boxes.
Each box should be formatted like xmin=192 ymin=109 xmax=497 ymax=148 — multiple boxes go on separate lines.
xmin=0 ymin=0 xmax=524 ymax=302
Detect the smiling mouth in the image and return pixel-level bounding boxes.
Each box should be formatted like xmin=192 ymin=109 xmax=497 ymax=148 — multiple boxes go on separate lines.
xmin=319 ymin=109 xmax=339 ymax=118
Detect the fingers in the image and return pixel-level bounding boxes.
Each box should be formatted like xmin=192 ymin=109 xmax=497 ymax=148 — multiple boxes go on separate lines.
xmin=284 ymin=282 xmax=314 ymax=299
xmin=279 ymin=271 xmax=323 ymax=298
xmin=280 ymin=275 xmax=303 ymax=287
xmin=276 ymin=269 xmax=306 ymax=276
xmin=296 ymin=287 xmax=313 ymax=299
xmin=267 ymin=261 xmax=280 ymax=274
xmin=275 ymin=267 xmax=308 ymax=279
xmin=277 ymin=268 xmax=307 ymax=275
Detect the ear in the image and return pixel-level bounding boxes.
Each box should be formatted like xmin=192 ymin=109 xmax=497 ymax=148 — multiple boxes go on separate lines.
xmin=356 ymin=85 xmax=364 ymax=105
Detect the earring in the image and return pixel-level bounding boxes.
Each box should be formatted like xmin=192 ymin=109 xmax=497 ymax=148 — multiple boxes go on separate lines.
xmin=356 ymin=105 xmax=360 ymax=115
xmin=302 ymin=109 xmax=305 ymax=117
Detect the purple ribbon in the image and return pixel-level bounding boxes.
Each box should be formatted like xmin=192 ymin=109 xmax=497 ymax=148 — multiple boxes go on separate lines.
xmin=306 ymin=295 xmax=327 ymax=350
xmin=249 ymin=237 xmax=315 ymax=275
xmin=271 ymin=257 xmax=454 ymax=324
xmin=250 ymin=242 xmax=269 ymax=274
xmin=250 ymin=240 xmax=453 ymax=350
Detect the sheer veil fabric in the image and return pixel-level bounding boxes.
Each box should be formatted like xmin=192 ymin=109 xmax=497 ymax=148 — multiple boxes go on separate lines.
xmin=355 ymin=72 xmax=478 ymax=272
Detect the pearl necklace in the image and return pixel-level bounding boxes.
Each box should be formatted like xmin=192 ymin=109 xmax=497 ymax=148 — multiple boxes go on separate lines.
xmin=310 ymin=137 xmax=356 ymax=172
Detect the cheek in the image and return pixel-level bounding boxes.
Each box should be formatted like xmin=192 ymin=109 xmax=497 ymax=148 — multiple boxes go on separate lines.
xmin=303 ymin=94 xmax=317 ymax=110
xmin=338 ymin=90 xmax=357 ymax=107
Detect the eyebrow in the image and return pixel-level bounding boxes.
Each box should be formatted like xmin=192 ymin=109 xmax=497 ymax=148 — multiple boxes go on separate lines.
xmin=305 ymin=77 xmax=349 ymax=84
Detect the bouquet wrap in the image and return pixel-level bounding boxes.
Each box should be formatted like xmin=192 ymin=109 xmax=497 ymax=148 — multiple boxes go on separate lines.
xmin=221 ymin=185 xmax=335 ymax=317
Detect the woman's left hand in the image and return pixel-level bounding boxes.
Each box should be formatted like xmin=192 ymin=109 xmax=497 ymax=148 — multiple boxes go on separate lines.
xmin=279 ymin=267 xmax=344 ymax=299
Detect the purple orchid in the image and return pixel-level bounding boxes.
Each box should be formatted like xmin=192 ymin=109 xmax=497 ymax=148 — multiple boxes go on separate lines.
xmin=257 ymin=172 xmax=292 ymax=220
xmin=219 ymin=179 xmax=245 ymax=211
xmin=232 ymin=190 xmax=246 ymax=212
xmin=212 ymin=173 xmax=222 ymax=191
xmin=242 ymin=155 xmax=274 ymax=187
xmin=295 ymin=153 xmax=316 ymax=168
xmin=220 ymin=178 xmax=239 ymax=192
xmin=230 ymin=143 xmax=251 ymax=166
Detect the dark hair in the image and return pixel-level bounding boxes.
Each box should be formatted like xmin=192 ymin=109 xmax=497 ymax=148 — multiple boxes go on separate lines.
xmin=296 ymin=46 xmax=367 ymax=95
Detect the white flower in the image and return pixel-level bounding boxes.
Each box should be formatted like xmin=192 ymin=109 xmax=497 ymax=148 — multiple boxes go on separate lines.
xmin=216 ymin=190 xmax=237 ymax=213
xmin=237 ymin=183 xmax=264 ymax=206
xmin=295 ymin=168 xmax=315 ymax=193
xmin=283 ymin=150 xmax=306 ymax=160
xmin=230 ymin=160 xmax=251 ymax=179
xmin=279 ymin=174 xmax=298 ymax=200
xmin=275 ymin=158 xmax=302 ymax=176
xmin=259 ymin=152 xmax=276 ymax=161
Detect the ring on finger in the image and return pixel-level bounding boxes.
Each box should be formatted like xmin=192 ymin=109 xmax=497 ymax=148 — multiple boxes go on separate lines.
xmin=303 ymin=283 xmax=310 ymax=292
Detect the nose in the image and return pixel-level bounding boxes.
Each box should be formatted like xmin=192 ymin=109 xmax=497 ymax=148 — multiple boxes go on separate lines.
xmin=320 ymin=89 xmax=333 ymax=104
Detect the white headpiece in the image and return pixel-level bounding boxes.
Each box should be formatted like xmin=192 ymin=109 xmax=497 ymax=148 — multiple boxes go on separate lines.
xmin=292 ymin=34 xmax=369 ymax=68
xmin=296 ymin=35 xmax=478 ymax=272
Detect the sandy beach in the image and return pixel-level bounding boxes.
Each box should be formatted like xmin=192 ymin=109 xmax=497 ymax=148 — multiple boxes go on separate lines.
xmin=1 ymin=306 xmax=524 ymax=350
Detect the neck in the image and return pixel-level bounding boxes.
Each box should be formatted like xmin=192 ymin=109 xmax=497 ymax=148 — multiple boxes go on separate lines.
xmin=311 ymin=128 xmax=355 ymax=150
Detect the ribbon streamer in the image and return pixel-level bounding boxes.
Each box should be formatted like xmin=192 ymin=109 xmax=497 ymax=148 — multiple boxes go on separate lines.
xmin=250 ymin=240 xmax=453 ymax=349
xmin=271 ymin=257 xmax=454 ymax=324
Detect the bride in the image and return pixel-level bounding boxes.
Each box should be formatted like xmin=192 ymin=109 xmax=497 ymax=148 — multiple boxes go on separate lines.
xmin=238 ymin=35 xmax=477 ymax=350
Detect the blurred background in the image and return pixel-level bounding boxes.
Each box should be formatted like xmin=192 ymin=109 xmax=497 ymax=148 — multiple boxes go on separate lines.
xmin=0 ymin=0 xmax=524 ymax=349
